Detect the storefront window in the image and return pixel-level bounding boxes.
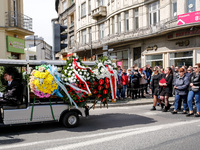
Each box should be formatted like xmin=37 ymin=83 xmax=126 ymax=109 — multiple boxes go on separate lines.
xmin=170 ymin=51 xmax=193 ymax=67
xmin=146 ymin=54 xmax=163 ymax=67
xmin=117 ymin=51 xmax=122 ymax=60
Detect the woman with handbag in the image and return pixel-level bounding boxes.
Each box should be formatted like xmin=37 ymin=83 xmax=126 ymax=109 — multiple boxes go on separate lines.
xmin=150 ymin=66 xmax=163 ymax=110
xmin=186 ymin=63 xmax=200 ymax=117
xmin=159 ymin=67 xmax=173 ymax=112
xmin=131 ymin=68 xmax=140 ymax=99
xmin=171 ymin=68 xmax=190 ymax=114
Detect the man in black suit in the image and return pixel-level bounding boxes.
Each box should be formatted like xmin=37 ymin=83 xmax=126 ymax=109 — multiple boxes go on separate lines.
xmin=0 ymin=67 xmax=21 ymax=105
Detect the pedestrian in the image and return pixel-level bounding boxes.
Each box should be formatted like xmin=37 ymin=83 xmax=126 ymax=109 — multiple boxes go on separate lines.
xmin=117 ymin=66 xmax=122 ymax=100
xmin=159 ymin=67 xmax=173 ymax=112
xmin=171 ymin=68 xmax=189 ymax=114
xmin=139 ymin=68 xmax=147 ymax=98
xmin=143 ymin=66 xmax=150 ymax=94
xmin=127 ymin=68 xmax=132 ymax=98
xmin=121 ymin=69 xmax=128 ymax=99
xmin=150 ymin=66 xmax=164 ymax=110
xmin=131 ymin=67 xmax=140 ymax=99
xmin=186 ymin=63 xmax=200 ymax=117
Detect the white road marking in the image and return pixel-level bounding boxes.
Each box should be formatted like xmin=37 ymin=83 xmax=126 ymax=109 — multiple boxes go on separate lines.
xmin=0 ymin=119 xmax=199 ymax=150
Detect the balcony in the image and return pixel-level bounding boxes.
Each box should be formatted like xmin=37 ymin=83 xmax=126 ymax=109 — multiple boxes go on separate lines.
xmin=91 ymin=6 xmax=107 ymax=19
xmin=5 ymin=11 xmax=34 ymax=35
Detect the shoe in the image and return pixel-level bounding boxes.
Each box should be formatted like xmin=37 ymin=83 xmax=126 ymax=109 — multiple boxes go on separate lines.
xmin=162 ymin=108 xmax=167 ymax=112
xmin=182 ymin=111 xmax=187 ymax=114
xmin=141 ymin=96 xmax=146 ymax=98
xmin=166 ymin=104 xmax=172 ymax=111
xmin=186 ymin=113 xmax=194 ymax=117
xmin=161 ymin=103 xmax=164 ymax=109
xmin=195 ymin=114 xmax=200 ymax=117
xmin=150 ymin=107 xmax=156 ymax=111
xmin=171 ymin=111 xmax=177 ymax=114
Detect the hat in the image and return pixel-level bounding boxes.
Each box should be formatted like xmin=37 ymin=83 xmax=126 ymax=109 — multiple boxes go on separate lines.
xmin=139 ymin=68 xmax=143 ymax=72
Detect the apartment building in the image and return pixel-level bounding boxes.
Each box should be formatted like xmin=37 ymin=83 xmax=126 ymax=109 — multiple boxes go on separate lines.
xmin=25 ymin=35 xmax=52 ymax=60
xmin=55 ymin=0 xmax=76 ymax=60
xmin=0 ymin=0 xmax=33 ymax=59
xmin=75 ymin=0 xmax=200 ymax=69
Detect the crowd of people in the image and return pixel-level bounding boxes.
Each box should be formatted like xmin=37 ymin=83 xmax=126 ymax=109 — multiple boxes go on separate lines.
xmin=117 ymin=63 xmax=200 ymax=117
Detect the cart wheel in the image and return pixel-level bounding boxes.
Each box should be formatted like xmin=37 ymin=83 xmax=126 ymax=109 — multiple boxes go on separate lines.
xmin=62 ymin=112 xmax=79 ymax=128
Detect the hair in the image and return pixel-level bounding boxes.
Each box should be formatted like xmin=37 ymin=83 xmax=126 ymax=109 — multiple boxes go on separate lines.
xmin=4 ymin=66 xmax=20 ymax=80
xmin=195 ymin=63 xmax=200 ymax=68
xmin=178 ymin=68 xmax=184 ymax=72
xmin=152 ymin=66 xmax=161 ymax=76
xmin=167 ymin=67 xmax=173 ymax=76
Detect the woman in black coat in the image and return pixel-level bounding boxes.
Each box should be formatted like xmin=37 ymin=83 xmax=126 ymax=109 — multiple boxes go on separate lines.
xmin=159 ymin=67 xmax=173 ymax=112
xmin=150 ymin=66 xmax=163 ymax=110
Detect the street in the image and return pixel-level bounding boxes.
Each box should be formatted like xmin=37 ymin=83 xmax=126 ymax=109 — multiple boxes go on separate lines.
xmin=0 ymin=104 xmax=200 ymax=150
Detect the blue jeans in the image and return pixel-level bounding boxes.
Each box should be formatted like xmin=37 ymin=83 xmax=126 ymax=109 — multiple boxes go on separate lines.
xmin=121 ymin=85 xmax=127 ymax=98
xmin=174 ymin=94 xmax=187 ymax=111
xmin=117 ymin=89 xmax=121 ymax=99
xmin=187 ymin=90 xmax=200 ymax=112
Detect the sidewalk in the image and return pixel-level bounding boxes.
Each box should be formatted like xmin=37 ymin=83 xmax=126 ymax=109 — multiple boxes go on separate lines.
xmin=87 ymin=94 xmax=175 ymax=108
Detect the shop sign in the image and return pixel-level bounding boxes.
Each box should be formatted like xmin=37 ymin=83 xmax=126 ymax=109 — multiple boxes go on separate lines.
xmin=177 ymin=11 xmax=200 ymax=25
xmin=167 ymin=28 xmax=200 ymax=40
xmin=175 ymin=40 xmax=190 ymax=46
xmin=6 ymin=36 xmax=25 ymax=54
xmin=147 ymin=45 xmax=158 ymax=51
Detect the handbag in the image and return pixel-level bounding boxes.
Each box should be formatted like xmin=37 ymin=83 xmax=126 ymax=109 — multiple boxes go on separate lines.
xmin=192 ymin=86 xmax=200 ymax=92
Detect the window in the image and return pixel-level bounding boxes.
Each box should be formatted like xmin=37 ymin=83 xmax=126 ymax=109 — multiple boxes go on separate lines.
xmin=89 ymin=27 xmax=92 ymax=43
xmin=172 ymin=0 xmax=177 ymax=18
xmin=146 ymin=54 xmax=163 ymax=67
xmin=99 ymin=23 xmax=104 ymax=39
xmin=149 ymin=1 xmax=160 ymax=25
xmin=88 ymin=0 xmax=91 ymax=14
xmin=62 ymin=0 xmax=67 ymax=12
xmin=98 ymin=0 xmax=104 ymax=6
xmin=118 ymin=14 xmax=121 ymax=33
xmin=134 ymin=8 xmax=139 ymax=29
xmin=187 ymin=0 xmax=195 ymax=13
xmin=112 ymin=17 xmax=115 ymax=34
xmin=82 ymin=29 xmax=86 ymax=44
xmin=81 ymin=2 xmax=86 ymax=17
xmin=170 ymin=51 xmax=193 ymax=67
xmin=125 ymin=11 xmax=129 ymax=32
xmin=64 ymin=19 xmax=67 ymax=26
xmin=70 ymin=36 xmax=74 ymax=47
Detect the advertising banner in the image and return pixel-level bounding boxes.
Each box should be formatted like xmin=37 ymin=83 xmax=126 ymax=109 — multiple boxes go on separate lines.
xmin=6 ymin=36 xmax=25 ymax=53
xmin=177 ymin=11 xmax=200 ymax=25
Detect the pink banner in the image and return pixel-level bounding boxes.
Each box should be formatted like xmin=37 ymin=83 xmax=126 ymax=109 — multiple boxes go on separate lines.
xmin=177 ymin=11 xmax=200 ymax=25
xmin=117 ymin=61 xmax=123 ymax=69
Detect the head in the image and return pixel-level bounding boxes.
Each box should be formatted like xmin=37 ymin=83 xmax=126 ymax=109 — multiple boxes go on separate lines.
xmin=187 ymin=68 xmax=192 ymax=74
xmin=3 ymin=66 xmax=19 ymax=82
xmin=122 ymin=69 xmax=126 ymax=73
xmin=153 ymin=66 xmax=160 ymax=74
xmin=175 ymin=66 xmax=179 ymax=72
xmin=171 ymin=65 xmax=174 ymax=69
xmin=139 ymin=68 xmax=143 ymax=73
xmin=178 ymin=68 xmax=185 ymax=77
xmin=143 ymin=66 xmax=147 ymax=71
xmin=4 ymin=73 xmax=13 ymax=82
xmin=165 ymin=67 xmax=173 ymax=75
xmin=193 ymin=63 xmax=200 ymax=73
xmin=117 ymin=66 xmax=121 ymax=71
xmin=134 ymin=67 xmax=138 ymax=72
xmin=146 ymin=64 xmax=150 ymax=68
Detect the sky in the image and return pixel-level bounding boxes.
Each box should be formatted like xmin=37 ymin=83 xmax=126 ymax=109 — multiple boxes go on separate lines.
xmin=23 ymin=0 xmax=58 ymax=46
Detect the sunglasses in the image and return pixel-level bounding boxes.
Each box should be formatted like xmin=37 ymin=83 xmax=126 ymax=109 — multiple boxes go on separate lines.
xmin=193 ymin=67 xmax=198 ymax=69
xmin=153 ymin=70 xmax=156 ymax=71
xmin=187 ymin=70 xmax=191 ymax=71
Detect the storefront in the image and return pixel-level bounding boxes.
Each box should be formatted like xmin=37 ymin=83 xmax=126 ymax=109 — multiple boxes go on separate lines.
xmin=142 ymin=28 xmax=200 ymax=69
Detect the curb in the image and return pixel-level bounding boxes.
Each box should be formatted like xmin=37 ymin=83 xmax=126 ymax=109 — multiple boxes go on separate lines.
xmin=88 ymin=97 xmax=174 ymax=109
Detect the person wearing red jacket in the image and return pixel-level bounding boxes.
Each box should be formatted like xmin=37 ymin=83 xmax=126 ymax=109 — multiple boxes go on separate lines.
xmin=121 ymin=69 xmax=128 ymax=99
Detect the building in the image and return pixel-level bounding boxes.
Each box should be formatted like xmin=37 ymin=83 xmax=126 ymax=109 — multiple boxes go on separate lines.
xmin=54 ymin=0 xmax=76 ymax=60
xmin=25 ymin=35 xmax=52 ymax=60
xmin=75 ymin=0 xmax=200 ymax=69
xmin=0 ymin=0 xmax=34 ymax=59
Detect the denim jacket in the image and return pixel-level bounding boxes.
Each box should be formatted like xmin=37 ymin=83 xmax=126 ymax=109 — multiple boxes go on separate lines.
xmin=173 ymin=74 xmax=189 ymax=95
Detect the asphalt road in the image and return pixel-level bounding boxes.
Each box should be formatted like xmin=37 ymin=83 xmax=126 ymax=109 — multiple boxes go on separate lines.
xmin=0 ymin=104 xmax=200 ymax=150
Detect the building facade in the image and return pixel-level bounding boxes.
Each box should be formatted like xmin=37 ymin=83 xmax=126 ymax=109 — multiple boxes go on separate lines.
xmin=55 ymin=0 xmax=76 ymax=60
xmin=25 ymin=35 xmax=52 ymax=60
xmin=0 ymin=0 xmax=33 ymax=59
xmin=75 ymin=0 xmax=200 ymax=69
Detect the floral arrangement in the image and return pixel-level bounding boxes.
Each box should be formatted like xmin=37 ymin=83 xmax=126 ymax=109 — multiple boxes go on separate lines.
xmin=29 ymin=65 xmax=59 ymax=98
xmin=61 ymin=57 xmax=96 ymax=107
xmin=92 ymin=56 xmax=117 ymax=103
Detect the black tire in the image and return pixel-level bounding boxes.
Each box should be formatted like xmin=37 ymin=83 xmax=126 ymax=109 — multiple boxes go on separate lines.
xmin=62 ymin=112 xmax=79 ymax=128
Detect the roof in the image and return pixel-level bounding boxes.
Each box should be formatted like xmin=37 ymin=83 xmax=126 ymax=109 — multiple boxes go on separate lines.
xmin=0 ymin=59 xmax=96 ymax=66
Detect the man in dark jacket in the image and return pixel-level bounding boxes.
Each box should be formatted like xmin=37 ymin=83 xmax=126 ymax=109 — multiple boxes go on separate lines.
xmin=0 ymin=67 xmax=21 ymax=105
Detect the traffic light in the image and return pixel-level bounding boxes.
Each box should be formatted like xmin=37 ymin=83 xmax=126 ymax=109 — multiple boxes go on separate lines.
xmin=53 ymin=23 xmax=68 ymax=53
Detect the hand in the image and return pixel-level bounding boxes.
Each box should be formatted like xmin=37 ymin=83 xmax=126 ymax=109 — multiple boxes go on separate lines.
xmin=190 ymin=83 xmax=194 ymax=87
xmin=174 ymin=86 xmax=177 ymax=89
